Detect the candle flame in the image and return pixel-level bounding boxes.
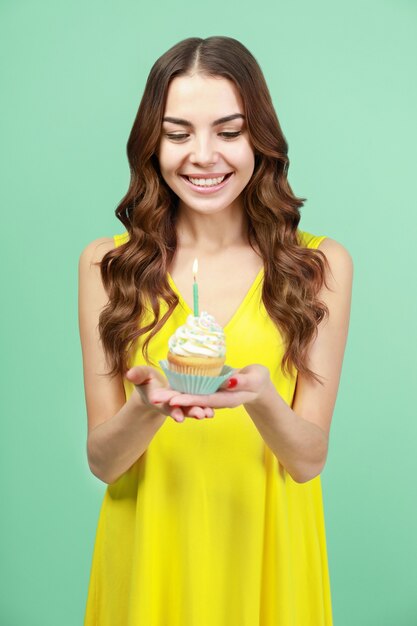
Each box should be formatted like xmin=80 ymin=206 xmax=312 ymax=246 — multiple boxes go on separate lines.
xmin=192 ymin=258 xmax=198 ymax=278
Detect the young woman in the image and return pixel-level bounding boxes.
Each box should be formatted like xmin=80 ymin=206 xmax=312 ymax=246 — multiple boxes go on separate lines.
xmin=79 ymin=36 xmax=353 ymax=626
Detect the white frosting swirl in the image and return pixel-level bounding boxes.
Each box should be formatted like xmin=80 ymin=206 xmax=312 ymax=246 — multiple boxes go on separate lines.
xmin=168 ymin=311 xmax=226 ymax=358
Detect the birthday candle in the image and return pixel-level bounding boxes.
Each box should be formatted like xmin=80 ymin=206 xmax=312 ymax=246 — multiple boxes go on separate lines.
xmin=192 ymin=258 xmax=199 ymax=317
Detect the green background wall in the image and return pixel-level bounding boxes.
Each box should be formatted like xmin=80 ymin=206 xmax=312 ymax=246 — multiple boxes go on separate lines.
xmin=1 ymin=0 xmax=416 ymax=624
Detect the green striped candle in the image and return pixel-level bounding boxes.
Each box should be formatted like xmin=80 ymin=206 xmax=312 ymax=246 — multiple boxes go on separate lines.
xmin=192 ymin=258 xmax=199 ymax=317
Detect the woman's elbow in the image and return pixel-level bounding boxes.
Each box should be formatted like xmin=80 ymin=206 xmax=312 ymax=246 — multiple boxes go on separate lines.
xmin=88 ymin=458 xmax=113 ymax=484
xmin=291 ymin=460 xmax=327 ymax=484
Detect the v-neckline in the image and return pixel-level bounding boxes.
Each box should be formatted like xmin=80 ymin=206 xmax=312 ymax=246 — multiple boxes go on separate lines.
xmin=167 ymin=266 xmax=264 ymax=333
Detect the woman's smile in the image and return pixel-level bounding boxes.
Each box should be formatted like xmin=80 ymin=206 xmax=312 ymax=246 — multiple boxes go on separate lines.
xmin=179 ymin=172 xmax=234 ymax=193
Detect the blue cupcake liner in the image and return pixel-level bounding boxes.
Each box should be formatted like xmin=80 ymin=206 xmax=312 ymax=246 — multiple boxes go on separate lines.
xmin=159 ymin=360 xmax=235 ymax=394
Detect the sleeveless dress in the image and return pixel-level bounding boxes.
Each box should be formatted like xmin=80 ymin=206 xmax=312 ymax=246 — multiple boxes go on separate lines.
xmin=84 ymin=229 xmax=333 ymax=626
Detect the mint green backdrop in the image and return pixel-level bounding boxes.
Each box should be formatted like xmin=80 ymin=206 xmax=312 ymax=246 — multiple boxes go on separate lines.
xmin=1 ymin=1 xmax=416 ymax=624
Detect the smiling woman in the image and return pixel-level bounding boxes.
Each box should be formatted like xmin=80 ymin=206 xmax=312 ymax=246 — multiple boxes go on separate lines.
xmin=79 ymin=35 xmax=352 ymax=626
xmin=158 ymin=74 xmax=255 ymax=207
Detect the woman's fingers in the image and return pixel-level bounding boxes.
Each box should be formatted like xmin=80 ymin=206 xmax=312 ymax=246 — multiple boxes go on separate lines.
xmin=170 ymin=406 xmax=185 ymax=422
xmin=124 ymin=368 xmax=215 ymax=421
xmin=125 ymin=366 xmax=156 ymax=385
xmin=169 ymin=405 xmax=215 ymax=422
xmin=168 ymin=392 xmax=225 ymax=408
xmin=218 ymin=371 xmax=255 ymax=391
xmin=167 ymin=389 xmax=257 ymax=409
xmin=148 ymin=388 xmax=178 ymax=404
xmin=185 ymin=406 xmax=204 ymax=420
xmin=129 ymin=365 xmax=271 ymax=415
xmin=165 ymin=365 xmax=271 ymax=410
xmin=187 ymin=406 xmax=214 ymax=419
xmin=125 ymin=366 xmax=169 ymax=392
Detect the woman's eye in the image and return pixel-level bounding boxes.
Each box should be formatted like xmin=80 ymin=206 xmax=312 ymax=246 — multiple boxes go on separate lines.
xmin=165 ymin=133 xmax=189 ymax=141
xmin=219 ymin=131 xmax=241 ymax=139
xmin=164 ymin=131 xmax=242 ymax=142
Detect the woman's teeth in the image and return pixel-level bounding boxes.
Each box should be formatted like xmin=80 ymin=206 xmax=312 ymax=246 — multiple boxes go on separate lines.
xmin=187 ymin=175 xmax=226 ymax=187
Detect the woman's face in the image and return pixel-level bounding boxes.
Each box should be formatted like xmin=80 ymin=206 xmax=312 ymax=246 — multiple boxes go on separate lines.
xmin=157 ymin=74 xmax=255 ymax=216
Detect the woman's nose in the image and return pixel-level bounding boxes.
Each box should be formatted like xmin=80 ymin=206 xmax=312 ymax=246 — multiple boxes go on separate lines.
xmin=189 ymin=136 xmax=218 ymax=165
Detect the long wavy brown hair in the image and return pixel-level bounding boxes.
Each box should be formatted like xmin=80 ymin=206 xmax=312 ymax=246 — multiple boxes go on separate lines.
xmin=97 ymin=36 xmax=331 ymax=384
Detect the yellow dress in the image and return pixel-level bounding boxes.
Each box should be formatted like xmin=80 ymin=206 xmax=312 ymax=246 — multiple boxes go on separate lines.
xmin=84 ymin=229 xmax=333 ymax=626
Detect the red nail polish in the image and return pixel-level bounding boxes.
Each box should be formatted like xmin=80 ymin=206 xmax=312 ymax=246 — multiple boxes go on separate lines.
xmin=227 ymin=377 xmax=238 ymax=388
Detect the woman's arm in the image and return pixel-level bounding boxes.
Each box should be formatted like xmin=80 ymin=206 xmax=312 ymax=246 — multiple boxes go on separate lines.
xmin=78 ymin=238 xmax=168 ymax=484
xmin=85 ymin=386 xmax=167 ymax=485
xmin=243 ymin=238 xmax=353 ymax=482
xmin=159 ymin=238 xmax=353 ymax=483
xmin=243 ymin=380 xmax=329 ymax=483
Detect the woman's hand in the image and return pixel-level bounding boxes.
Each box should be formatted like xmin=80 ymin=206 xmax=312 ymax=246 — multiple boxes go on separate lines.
xmin=125 ymin=366 xmax=215 ymax=423
xmin=149 ymin=365 xmax=272 ymax=413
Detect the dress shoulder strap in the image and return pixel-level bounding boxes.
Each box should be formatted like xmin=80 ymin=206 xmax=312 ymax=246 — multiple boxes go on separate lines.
xmin=113 ymin=231 xmax=130 ymax=248
xmin=297 ymin=228 xmax=327 ymax=249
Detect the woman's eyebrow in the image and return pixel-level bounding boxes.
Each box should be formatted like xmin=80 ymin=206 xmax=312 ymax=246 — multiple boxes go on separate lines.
xmin=162 ymin=113 xmax=245 ymax=127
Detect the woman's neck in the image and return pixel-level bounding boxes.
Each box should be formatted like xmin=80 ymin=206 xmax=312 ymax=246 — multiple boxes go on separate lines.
xmin=175 ymin=201 xmax=249 ymax=252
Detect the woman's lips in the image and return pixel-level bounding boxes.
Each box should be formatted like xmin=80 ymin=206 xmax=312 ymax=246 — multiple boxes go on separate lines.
xmin=180 ymin=172 xmax=233 ymax=194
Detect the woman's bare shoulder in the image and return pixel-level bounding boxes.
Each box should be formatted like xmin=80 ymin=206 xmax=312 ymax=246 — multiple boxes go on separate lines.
xmin=316 ymin=237 xmax=354 ymax=299
xmin=79 ymin=236 xmax=116 ymax=266
xmin=318 ymin=237 xmax=354 ymax=269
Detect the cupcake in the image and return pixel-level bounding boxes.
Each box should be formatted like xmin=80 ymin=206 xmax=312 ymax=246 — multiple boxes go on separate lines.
xmin=167 ymin=311 xmax=226 ymax=376
xmin=159 ymin=311 xmax=233 ymax=394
